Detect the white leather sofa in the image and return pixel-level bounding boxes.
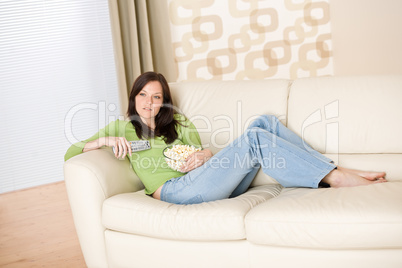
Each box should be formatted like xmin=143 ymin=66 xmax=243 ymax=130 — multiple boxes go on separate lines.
xmin=64 ymin=75 xmax=402 ymax=268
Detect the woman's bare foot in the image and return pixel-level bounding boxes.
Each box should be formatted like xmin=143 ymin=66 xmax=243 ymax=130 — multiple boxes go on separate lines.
xmin=337 ymin=166 xmax=386 ymax=181
xmin=321 ymin=167 xmax=387 ymax=188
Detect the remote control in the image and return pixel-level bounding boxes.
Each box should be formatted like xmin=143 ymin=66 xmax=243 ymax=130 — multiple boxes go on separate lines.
xmin=113 ymin=140 xmax=151 ymax=154
xmin=129 ymin=140 xmax=151 ymax=152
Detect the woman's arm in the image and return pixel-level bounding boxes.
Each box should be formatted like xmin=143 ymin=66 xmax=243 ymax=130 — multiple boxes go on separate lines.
xmin=64 ymin=120 xmax=131 ymax=161
xmin=83 ymin=136 xmax=132 ymax=159
xmin=180 ymin=149 xmax=213 ymax=173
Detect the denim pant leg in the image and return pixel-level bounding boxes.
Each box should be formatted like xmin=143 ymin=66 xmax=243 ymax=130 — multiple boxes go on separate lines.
xmin=249 ymin=115 xmax=334 ymax=164
xmin=229 ymin=164 xmax=260 ymax=198
xmin=161 ymin=128 xmax=335 ymax=204
xmin=245 ymin=127 xmax=336 ymax=188
xmin=229 ymin=115 xmax=332 ymax=197
xmin=160 ymin=122 xmax=336 ymax=204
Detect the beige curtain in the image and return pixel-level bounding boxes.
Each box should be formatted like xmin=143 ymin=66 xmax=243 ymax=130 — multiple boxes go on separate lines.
xmin=108 ymin=0 xmax=177 ymax=115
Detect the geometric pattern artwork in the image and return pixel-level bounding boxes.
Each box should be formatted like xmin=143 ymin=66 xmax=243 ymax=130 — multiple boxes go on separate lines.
xmin=168 ymin=0 xmax=333 ymax=81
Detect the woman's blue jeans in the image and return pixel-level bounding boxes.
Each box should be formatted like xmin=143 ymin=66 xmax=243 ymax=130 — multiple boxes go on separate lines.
xmin=160 ymin=115 xmax=336 ymax=204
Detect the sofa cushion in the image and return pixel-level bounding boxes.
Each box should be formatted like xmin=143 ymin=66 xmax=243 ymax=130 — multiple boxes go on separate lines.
xmin=245 ymin=182 xmax=402 ymax=249
xmin=102 ymin=184 xmax=282 ymax=241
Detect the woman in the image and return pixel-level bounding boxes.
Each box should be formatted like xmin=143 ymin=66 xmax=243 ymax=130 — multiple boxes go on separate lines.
xmin=65 ymin=72 xmax=387 ymax=204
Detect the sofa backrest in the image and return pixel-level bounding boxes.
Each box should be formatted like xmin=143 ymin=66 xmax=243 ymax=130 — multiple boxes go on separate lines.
xmin=169 ymin=75 xmax=402 ymax=184
xmin=287 ymin=75 xmax=402 ymax=181
xmin=288 ymin=75 xmax=402 ymax=154
xmin=169 ymin=79 xmax=290 ymax=154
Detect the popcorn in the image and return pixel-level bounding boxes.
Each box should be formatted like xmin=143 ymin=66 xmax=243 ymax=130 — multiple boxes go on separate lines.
xmin=163 ymin=144 xmax=202 ymax=172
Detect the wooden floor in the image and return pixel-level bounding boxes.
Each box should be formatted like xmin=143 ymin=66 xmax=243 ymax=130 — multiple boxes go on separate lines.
xmin=0 ymin=182 xmax=86 ymax=267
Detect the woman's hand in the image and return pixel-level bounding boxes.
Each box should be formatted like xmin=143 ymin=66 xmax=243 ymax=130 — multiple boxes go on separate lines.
xmin=83 ymin=137 xmax=132 ymax=159
xmin=180 ymin=149 xmax=213 ymax=173
xmin=107 ymin=137 xmax=132 ymax=159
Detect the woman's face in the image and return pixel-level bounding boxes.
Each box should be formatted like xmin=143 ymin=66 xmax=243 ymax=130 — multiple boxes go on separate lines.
xmin=135 ymin=81 xmax=164 ymax=125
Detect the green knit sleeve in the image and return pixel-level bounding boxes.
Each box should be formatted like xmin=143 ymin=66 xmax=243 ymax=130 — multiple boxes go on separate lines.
xmin=64 ymin=120 xmax=120 ymax=161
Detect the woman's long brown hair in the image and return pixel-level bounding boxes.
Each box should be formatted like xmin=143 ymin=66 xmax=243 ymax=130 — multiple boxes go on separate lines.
xmin=127 ymin=72 xmax=180 ymax=144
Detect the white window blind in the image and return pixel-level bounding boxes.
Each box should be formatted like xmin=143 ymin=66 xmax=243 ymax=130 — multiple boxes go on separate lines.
xmin=0 ymin=0 xmax=121 ymax=193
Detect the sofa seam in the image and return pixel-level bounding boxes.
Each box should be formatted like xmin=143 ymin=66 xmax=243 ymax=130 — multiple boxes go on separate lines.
xmin=245 ymin=219 xmax=402 ymax=224
xmin=285 ymin=79 xmax=294 ymax=127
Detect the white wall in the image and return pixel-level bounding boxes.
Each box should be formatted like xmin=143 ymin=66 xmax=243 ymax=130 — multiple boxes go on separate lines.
xmin=330 ymin=0 xmax=402 ymax=75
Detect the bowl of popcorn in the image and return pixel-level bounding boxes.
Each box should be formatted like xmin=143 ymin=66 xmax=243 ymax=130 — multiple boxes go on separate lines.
xmin=163 ymin=144 xmax=202 ymax=172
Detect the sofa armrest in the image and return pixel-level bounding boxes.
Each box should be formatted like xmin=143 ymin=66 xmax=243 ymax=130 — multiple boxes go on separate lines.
xmin=63 ymin=148 xmax=143 ymax=268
